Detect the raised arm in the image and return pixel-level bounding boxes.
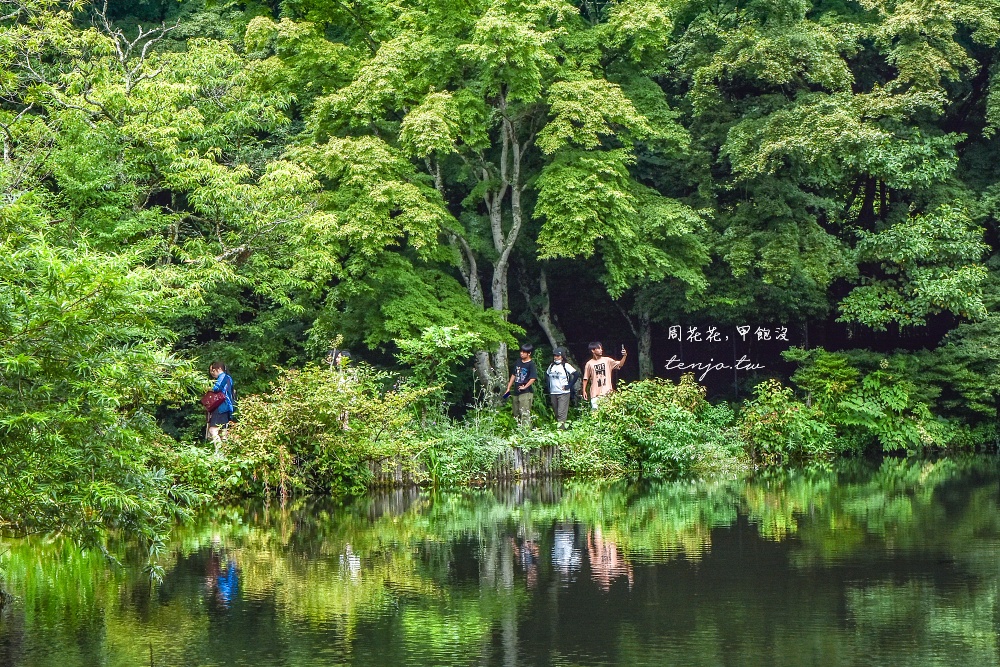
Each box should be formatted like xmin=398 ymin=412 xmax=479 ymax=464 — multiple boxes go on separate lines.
xmin=616 ymin=347 xmax=628 ymax=370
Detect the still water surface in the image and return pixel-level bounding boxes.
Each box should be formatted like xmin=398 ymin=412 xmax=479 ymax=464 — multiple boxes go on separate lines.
xmin=3 ymin=456 xmax=1000 ymax=666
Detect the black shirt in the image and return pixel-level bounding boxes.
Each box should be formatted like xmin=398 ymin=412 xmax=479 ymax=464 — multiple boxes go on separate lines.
xmin=512 ymin=359 xmax=538 ymax=395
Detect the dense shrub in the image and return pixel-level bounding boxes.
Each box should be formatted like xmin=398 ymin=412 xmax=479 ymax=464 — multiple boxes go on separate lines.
xmin=418 ymin=408 xmax=513 ymax=485
xmin=0 ymin=218 xmax=206 ymax=558
xmin=395 ymin=325 xmax=491 ymax=417
xmin=159 ymin=445 xmax=225 ymax=499
xmin=784 ymin=348 xmax=986 ymax=452
xmin=546 ymin=418 xmax=633 ymax=479
xmin=738 ymin=379 xmax=839 ymax=464
xmin=580 ymin=376 xmax=745 ymax=476
xmin=226 ymin=363 xmax=433 ymax=497
xmin=409 ymin=377 xmax=744 ymax=483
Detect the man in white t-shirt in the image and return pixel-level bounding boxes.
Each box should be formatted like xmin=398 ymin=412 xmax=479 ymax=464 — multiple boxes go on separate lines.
xmin=582 ymin=341 xmax=627 ymax=409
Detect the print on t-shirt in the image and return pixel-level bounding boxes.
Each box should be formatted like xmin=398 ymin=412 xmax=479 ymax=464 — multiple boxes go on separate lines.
xmin=592 ymin=362 xmax=608 ymax=388
xmin=512 ymin=359 xmax=537 ymax=395
xmin=586 ymin=357 xmax=618 ymax=399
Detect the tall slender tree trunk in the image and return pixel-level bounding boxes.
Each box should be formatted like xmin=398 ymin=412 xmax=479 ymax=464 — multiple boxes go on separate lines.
xmin=858 ymin=175 xmax=877 ymax=228
xmin=518 ymin=267 xmax=581 ymax=369
xmin=519 ymin=267 xmax=562 ymax=350
xmin=430 ymin=155 xmax=497 ymax=389
xmin=449 ymin=229 xmax=493 ymax=387
xmin=637 ymin=309 xmax=653 ymax=380
xmin=485 ymin=192 xmax=510 ymax=385
xmin=426 ymin=94 xmax=533 ymax=395
xmin=484 ymin=105 xmax=528 ymax=385
xmin=490 ymin=259 xmax=510 ymax=382
xmin=617 ymin=298 xmax=652 ymax=379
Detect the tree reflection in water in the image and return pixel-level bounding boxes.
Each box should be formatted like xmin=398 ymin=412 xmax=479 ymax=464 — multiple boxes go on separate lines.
xmin=1 ymin=456 xmax=999 ymax=666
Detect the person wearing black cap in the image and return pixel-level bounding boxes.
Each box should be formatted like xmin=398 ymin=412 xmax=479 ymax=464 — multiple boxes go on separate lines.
xmin=546 ymin=348 xmax=578 ymax=429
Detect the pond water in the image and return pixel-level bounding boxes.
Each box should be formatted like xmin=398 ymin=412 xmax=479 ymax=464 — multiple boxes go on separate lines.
xmin=3 ymin=456 xmax=1000 ymax=666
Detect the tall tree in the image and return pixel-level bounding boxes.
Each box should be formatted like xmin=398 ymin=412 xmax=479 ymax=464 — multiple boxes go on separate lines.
xmin=247 ymin=0 xmax=713 ymax=389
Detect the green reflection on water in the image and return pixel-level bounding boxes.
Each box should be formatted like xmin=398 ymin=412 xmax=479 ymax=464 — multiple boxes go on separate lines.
xmin=2 ymin=456 xmax=1000 ymax=666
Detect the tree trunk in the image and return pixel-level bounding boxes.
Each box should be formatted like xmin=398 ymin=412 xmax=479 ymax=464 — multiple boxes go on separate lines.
xmin=616 ymin=298 xmax=651 ymax=379
xmin=431 ymin=153 xmax=494 ymax=390
xmin=487 ymin=179 xmax=510 ymax=382
xmin=485 ymin=106 xmax=527 ymax=384
xmin=858 ymin=176 xmax=877 ymax=228
xmin=519 ymin=268 xmax=561 ymax=349
xmin=878 ymin=179 xmax=887 ymax=221
xmin=475 ymin=350 xmax=495 ymax=396
xmin=426 ymin=95 xmax=533 ymax=394
xmin=490 ymin=259 xmax=510 ymax=382
xmin=449 ymin=231 xmax=494 ymax=389
xmin=518 ymin=267 xmax=581 ymax=368
xmin=637 ymin=309 xmax=653 ymax=380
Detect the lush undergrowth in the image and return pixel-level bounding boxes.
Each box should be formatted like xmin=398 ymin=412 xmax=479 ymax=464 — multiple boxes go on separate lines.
xmin=162 ymin=363 xmax=999 ymax=502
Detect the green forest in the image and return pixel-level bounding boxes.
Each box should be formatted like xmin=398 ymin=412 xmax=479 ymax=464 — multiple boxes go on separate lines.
xmin=2 ymin=0 xmax=1000 ymax=554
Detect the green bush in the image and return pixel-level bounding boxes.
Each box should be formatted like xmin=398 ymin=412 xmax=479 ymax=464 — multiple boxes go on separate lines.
xmin=159 ymin=444 xmax=224 ymax=499
xmin=784 ymin=348 xmax=983 ymax=452
xmin=395 ymin=325 xmax=487 ymax=416
xmin=0 ymin=219 xmax=205 ymax=560
xmin=418 ymin=408 xmax=512 ymax=485
xmin=738 ymin=379 xmax=839 ymax=464
xmin=226 ymin=363 xmax=433 ymax=498
xmin=583 ymin=376 xmax=745 ymax=476
xmin=544 ymin=419 xmax=633 ymax=479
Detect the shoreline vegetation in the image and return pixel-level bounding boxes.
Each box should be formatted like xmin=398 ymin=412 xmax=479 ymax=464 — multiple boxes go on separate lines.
xmin=178 ymin=359 xmax=997 ymax=508
xmin=2 ymin=0 xmax=1000 ymax=580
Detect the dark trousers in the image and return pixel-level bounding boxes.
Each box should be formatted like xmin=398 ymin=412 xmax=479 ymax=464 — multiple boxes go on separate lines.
xmin=550 ymin=393 xmax=570 ymax=423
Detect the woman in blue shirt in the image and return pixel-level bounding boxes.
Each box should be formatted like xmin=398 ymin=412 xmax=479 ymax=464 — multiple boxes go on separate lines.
xmin=208 ymin=361 xmax=235 ymax=444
